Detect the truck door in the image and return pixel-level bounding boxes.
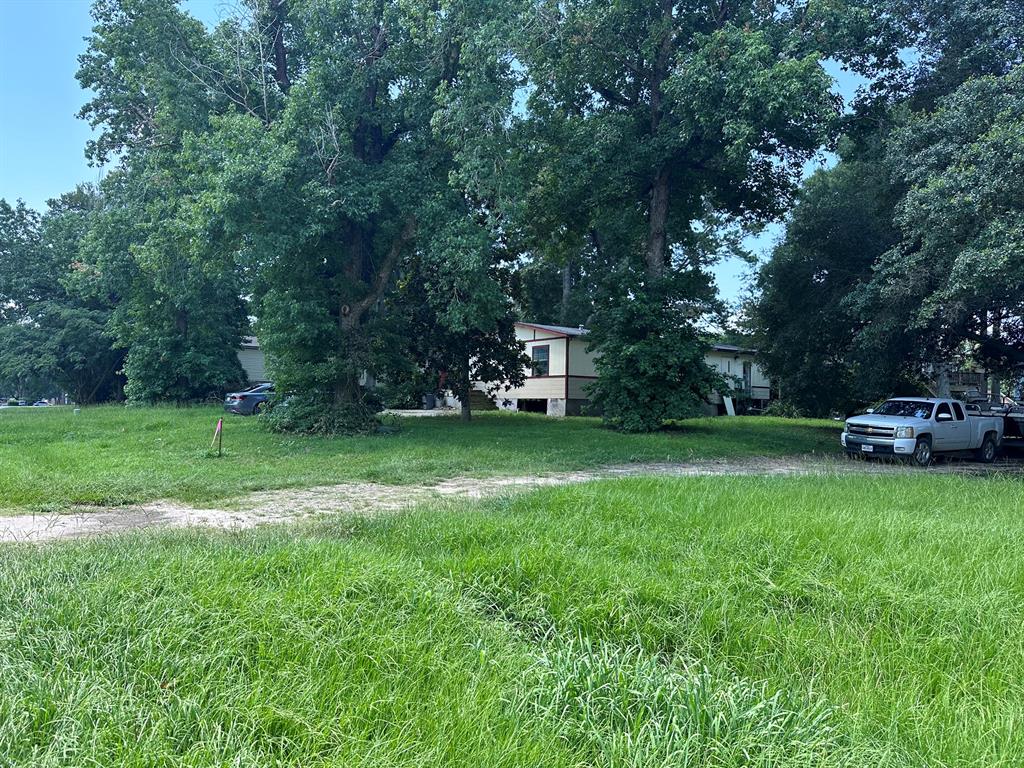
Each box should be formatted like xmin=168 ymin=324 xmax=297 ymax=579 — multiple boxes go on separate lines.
xmin=950 ymin=401 xmax=970 ymax=450
xmin=934 ymin=402 xmax=967 ymax=450
xmin=934 ymin=402 xmax=956 ymax=450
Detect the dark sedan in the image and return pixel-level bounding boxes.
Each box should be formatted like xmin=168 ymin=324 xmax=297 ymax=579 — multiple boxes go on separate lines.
xmin=224 ymin=383 xmax=274 ymax=415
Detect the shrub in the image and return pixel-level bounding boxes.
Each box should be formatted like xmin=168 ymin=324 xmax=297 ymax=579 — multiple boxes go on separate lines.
xmin=764 ymin=400 xmax=807 ymax=419
xmin=262 ymin=393 xmax=381 ymax=435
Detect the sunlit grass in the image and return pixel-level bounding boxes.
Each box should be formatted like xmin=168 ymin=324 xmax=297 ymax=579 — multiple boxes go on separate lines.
xmin=3 ymin=473 xmax=1023 ymax=765
xmin=0 ymin=405 xmax=838 ymax=511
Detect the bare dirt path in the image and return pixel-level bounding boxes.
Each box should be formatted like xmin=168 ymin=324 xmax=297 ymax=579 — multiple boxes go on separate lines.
xmin=1 ymin=455 xmax=1021 ymax=543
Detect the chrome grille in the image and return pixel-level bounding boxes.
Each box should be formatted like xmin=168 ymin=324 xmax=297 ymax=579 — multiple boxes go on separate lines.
xmin=848 ymin=424 xmax=896 ymax=438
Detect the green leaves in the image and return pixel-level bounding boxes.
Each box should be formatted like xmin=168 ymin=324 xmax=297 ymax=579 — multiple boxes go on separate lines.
xmin=0 ymin=189 xmax=125 ymax=403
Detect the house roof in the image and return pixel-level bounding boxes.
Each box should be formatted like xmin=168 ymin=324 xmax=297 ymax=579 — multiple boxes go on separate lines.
xmin=516 ymin=323 xmax=759 ymax=354
xmin=517 ymin=322 xmax=590 ymax=337
xmin=710 ymin=343 xmax=758 ymax=355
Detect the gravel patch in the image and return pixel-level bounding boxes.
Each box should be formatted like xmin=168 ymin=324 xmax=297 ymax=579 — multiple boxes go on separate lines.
xmin=1 ymin=455 xmax=1020 ymax=543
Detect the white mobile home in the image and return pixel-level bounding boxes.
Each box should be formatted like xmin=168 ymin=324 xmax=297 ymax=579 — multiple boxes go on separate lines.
xmin=490 ymin=323 xmax=597 ymax=417
xmin=484 ymin=323 xmax=771 ymax=417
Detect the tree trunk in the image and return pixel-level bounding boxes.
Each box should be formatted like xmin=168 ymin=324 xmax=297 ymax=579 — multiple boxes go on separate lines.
xmin=935 ymin=363 xmax=952 ymax=398
xmin=269 ymin=0 xmax=290 ymax=93
xmin=333 ymin=371 xmax=361 ymax=406
xmin=560 ymin=261 xmax=572 ymax=325
xmin=644 ymin=0 xmax=674 ymax=283
xmin=645 ymin=168 xmax=670 ymax=280
xmin=460 ymin=367 xmax=472 ymax=423
xmin=992 ymin=311 xmax=1003 ymax=401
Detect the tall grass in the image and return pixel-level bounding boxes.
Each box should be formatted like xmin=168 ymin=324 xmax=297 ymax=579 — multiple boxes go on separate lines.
xmin=0 ymin=405 xmax=838 ymax=511
xmin=3 ymin=473 xmax=1022 ymax=765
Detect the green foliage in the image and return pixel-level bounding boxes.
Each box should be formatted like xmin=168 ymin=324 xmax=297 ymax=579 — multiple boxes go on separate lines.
xmin=753 ymin=1 xmax=1024 ymax=411
xmin=106 ymin=0 xmax=527 ymax=419
xmin=262 ymin=394 xmax=382 ymax=436
xmin=763 ymin=400 xmax=808 ymax=419
xmin=499 ymin=0 xmax=838 ymax=430
xmin=856 ymin=65 xmax=1024 ymax=376
xmin=751 ymin=161 xmax=909 ymax=417
xmin=0 ymin=191 xmax=124 ymax=403
xmin=75 ymin=0 xmax=249 ymax=403
xmin=588 ymin=270 xmax=724 ymax=432
xmin=387 ymin=236 xmax=527 ymax=421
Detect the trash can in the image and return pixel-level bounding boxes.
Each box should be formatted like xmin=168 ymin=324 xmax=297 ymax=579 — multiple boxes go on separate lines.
xmin=423 ymin=393 xmax=436 ymax=410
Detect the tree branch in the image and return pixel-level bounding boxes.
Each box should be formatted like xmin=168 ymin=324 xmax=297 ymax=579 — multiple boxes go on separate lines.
xmin=593 ymin=84 xmax=635 ymax=108
xmin=343 ymin=218 xmax=417 ymax=329
xmin=268 ymin=0 xmax=291 ymax=93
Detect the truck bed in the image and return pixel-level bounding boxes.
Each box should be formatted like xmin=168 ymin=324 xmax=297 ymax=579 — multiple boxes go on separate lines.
xmin=970 ymin=406 xmax=1024 ymax=443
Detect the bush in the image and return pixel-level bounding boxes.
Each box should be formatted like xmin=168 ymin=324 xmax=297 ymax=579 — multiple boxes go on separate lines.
xmin=587 ymin=276 xmax=724 ymax=433
xmin=262 ymin=394 xmax=381 ymax=435
xmin=377 ymin=376 xmax=428 ymax=410
xmin=763 ymin=400 xmax=807 ymax=419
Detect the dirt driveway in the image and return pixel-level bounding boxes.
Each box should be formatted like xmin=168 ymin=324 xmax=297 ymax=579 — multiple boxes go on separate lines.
xmin=1 ymin=455 xmax=1021 ymax=543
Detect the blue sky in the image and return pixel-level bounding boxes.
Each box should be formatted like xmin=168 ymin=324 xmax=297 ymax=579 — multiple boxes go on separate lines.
xmin=0 ymin=0 xmax=864 ymax=305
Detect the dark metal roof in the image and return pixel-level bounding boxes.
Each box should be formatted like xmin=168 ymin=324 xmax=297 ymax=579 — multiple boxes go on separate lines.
xmin=710 ymin=343 xmax=758 ymax=355
xmin=517 ymin=322 xmax=590 ymax=337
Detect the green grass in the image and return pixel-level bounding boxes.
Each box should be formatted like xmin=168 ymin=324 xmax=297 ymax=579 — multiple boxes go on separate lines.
xmin=0 ymin=405 xmax=838 ymax=511
xmin=3 ymin=474 xmax=1023 ymax=766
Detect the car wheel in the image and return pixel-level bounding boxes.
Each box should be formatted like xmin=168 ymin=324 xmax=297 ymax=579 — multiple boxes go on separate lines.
xmin=909 ymin=436 xmax=932 ymax=468
xmin=252 ymin=401 xmax=265 ymax=416
xmin=975 ymin=434 xmax=997 ymax=464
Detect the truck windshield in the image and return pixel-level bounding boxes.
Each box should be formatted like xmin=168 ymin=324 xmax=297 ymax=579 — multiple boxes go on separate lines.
xmin=875 ymin=400 xmax=934 ymax=419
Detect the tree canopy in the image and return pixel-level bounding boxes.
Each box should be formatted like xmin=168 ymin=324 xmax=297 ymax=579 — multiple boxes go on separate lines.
xmin=7 ymin=0 xmax=1022 ymax=427
xmin=752 ymin=0 xmax=1024 ymax=415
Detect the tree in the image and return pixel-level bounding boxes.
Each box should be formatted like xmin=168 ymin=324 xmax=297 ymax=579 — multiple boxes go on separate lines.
xmin=854 ymin=66 xmax=1024 ymax=392
xmin=505 ymin=0 xmax=838 ymax=430
xmin=752 ymin=0 xmax=1024 ymax=412
xmin=176 ymin=0 xmax=527 ymax=430
xmin=0 ymin=190 xmax=125 ymax=404
xmin=387 ymin=212 xmax=527 ymax=422
xmin=76 ymin=0 xmax=248 ymax=403
xmin=751 ymin=159 xmax=914 ymax=416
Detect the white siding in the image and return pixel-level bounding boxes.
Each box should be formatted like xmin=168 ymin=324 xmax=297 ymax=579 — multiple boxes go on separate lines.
xmin=502 ymin=377 xmax=567 ymax=400
xmin=568 ymin=337 xmax=598 ymax=377
xmin=238 ymin=347 xmax=268 ymax=383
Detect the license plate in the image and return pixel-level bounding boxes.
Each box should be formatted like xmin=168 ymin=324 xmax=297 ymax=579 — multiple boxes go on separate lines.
xmin=861 ymin=444 xmax=874 ymax=453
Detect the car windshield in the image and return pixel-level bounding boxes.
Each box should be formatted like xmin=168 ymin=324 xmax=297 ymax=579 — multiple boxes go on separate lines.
xmin=875 ymin=400 xmax=934 ymax=419
xmin=246 ymin=384 xmax=272 ymax=393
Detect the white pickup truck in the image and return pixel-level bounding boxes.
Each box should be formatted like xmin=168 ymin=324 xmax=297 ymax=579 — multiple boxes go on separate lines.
xmin=841 ymin=397 xmax=1004 ymax=466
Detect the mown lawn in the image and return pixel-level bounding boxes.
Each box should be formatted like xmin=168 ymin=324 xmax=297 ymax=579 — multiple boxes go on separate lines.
xmin=0 ymin=405 xmax=838 ymax=511
xmin=2 ymin=473 xmax=1023 ymax=766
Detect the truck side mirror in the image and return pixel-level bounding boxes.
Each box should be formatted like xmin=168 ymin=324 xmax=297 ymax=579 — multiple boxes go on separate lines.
xmin=865 ymin=408 xmax=874 ymax=414
xmin=936 ymin=412 xmax=952 ymax=422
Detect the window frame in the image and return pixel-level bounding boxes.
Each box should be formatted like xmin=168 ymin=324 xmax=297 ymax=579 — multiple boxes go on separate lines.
xmin=530 ymin=344 xmax=551 ymax=378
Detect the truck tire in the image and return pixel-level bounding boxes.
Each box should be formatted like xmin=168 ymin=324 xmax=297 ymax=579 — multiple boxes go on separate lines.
xmin=909 ymin=436 xmax=932 ymax=467
xmin=975 ymin=434 xmax=998 ymax=464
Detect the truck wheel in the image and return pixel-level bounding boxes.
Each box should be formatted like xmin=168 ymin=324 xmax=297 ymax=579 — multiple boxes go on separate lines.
xmin=975 ymin=434 xmax=998 ymax=464
xmin=910 ymin=437 xmax=932 ymax=467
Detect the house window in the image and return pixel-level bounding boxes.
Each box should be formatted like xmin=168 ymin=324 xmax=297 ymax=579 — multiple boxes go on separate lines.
xmin=531 ymin=345 xmax=550 ymax=377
